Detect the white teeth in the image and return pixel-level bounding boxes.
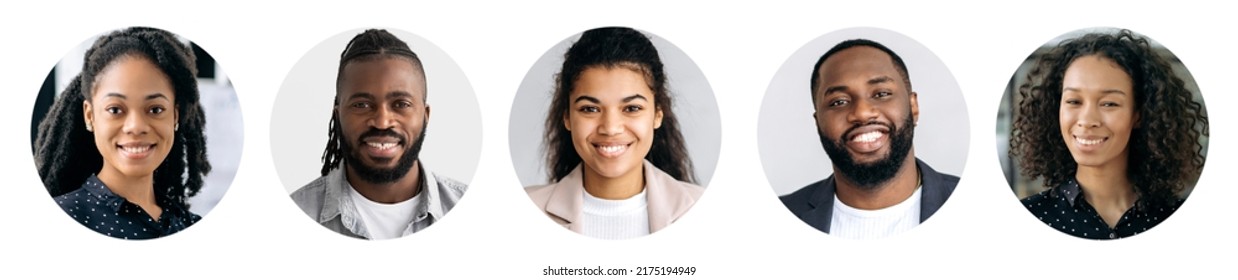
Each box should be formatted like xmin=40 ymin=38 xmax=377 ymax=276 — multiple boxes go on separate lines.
xmin=366 ymin=142 xmax=397 ymax=150
xmin=121 ymin=145 xmax=151 ymax=154
xmin=599 ymin=145 xmax=626 ymax=154
xmin=851 ymin=131 xmax=883 ymax=143
xmin=1076 ymin=137 xmax=1104 ymax=145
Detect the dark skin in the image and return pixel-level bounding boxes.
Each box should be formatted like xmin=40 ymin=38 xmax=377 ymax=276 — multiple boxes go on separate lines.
xmin=812 ymin=46 xmax=920 ymax=210
xmin=337 ymin=58 xmax=430 ymax=204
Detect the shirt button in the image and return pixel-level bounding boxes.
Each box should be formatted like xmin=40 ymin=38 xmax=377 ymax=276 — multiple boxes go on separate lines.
xmin=1109 ymin=233 xmax=1116 ymax=239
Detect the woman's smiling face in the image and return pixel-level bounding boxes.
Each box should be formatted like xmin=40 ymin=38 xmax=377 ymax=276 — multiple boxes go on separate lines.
xmin=1058 ymin=54 xmax=1137 ymax=170
xmin=565 ymin=66 xmax=663 ymax=182
xmin=84 ymin=55 xmax=177 ymax=180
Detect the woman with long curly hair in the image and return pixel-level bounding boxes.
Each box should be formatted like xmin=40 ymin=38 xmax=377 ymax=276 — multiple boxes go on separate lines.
xmin=524 ymin=27 xmax=703 ymax=239
xmin=1010 ymin=29 xmax=1207 ymax=239
xmin=34 ymin=27 xmax=211 ymax=239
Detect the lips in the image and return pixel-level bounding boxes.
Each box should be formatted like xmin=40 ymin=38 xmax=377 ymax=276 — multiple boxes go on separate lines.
xmin=1073 ymin=135 xmax=1108 ymax=152
xmin=843 ymin=125 xmax=890 ymax=154
xmin=593 ymin=142 xmax=631 ymax=158
xmin=361 ymin=136 xmax=403 ymax=158
xmin=117 ymin=142 xmax=156 ymax=159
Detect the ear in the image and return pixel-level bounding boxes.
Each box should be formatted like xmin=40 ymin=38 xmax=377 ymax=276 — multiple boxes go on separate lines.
xmin=654 ymin=106 xmax=664 ymax=129
xmin=82 ymin=101 xmax=93 ymax=131
xmin=909 ymin=91 xmax=920 ymax=125
xmin=424 ymin=104 xmax=432 ymax=123
xmin=563 ymin=111 xmax=571 ymax=132
xmin=1133 ymin=110 xmax=1141 ymax=128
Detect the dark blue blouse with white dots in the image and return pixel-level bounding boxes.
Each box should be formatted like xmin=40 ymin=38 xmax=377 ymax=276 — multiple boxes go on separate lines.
xmin=1022 ymin=179 xmax=1180 ymax=240
xmin=54 ymin=175 xmax=200 ymax=240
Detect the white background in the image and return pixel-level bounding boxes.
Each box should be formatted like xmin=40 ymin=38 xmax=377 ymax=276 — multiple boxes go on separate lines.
xmin=1 ymin=1 xmax=1233 ymax=279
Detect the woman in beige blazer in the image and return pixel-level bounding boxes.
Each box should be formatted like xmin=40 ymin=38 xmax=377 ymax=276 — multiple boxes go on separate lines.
xmin=525 ymin=27 xmax=704 ymax=239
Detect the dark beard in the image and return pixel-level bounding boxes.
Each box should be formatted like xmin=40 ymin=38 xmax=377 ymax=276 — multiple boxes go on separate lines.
xmin=819 ymin=114 xmax=914 ymax=190
xmin=340 ymin=121 xmax=427 ymax=184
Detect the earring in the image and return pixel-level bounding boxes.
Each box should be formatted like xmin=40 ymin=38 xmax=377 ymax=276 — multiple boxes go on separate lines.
xmin=175 ymin=123 xmax=179 ymax=131
xmin=85 ymin=122 xmax=93 ymax=132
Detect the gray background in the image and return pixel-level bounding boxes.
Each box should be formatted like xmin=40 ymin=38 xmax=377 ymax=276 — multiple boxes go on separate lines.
xmin=272 ymin=28 xmax=482 ymax=193
xmin=760 ymin=27 xmax=970 ymax=196
xmin=508 ymin=28 xmax=721 ymax=187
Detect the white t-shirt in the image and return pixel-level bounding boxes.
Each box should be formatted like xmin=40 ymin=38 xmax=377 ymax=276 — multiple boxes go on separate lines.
xmin=348 ymin=186 xmax=421 ymax=240
xmin=581 ymin=189 xmax=650 ymax=240
xmin=830 ymin=186 xmax=922 ymax=239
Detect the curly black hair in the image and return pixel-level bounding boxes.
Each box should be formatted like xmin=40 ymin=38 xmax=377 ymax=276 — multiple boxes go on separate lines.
xmin=1010 ymin=29 xmax=1207 ymax=206
xmin=34 ymin=27 xmax=211 ymax=208
xmin=544 ymin=27 xmax=696 ymax=184
xmin=320 ymin=29 xmax=425 ymax=176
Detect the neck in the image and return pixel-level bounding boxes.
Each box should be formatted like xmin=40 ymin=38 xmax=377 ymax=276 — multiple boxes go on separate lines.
xmin=347 ymin=160 xmax=422 ymax=204
xmin=583 ymin=164 xmax=646 ymax=200
xmin=833 ymin=154 xmax=920 ymax=210
xmin=96 ymin=167 xmax=157 ymax=206
xmin=1075 ymin=162 xmax=1136 ymax=210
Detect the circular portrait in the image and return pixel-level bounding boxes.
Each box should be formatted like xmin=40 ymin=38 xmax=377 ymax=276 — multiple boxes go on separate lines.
xmin=271 ymin=28 xmax=481 ymax=240
xmin=998 ymin=28 xmax=1208 ymax=240
xmin=760 ymin=27 xmax=969 ymax=239
xmin=509 ymin=26 xmax=721 ymax=240
xmin=30 ymin=27 xmax=244 ymax=240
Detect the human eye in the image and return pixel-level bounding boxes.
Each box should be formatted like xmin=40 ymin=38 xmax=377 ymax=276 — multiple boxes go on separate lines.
xmin=394 ymin=100 xmax=414 ymax=109
xmin=577 ymin=105 xmax=599 ymax=113
xmin=105 ymin=106 xmax=123 ymax=115
xmin=624 ymin=104 xmax=643 ymax=113
xmin=350 ymin=101 xmax=372 ymax=109
xmin=828 ymin=99 xmax=849 ymax=107
xmin=148 ymin=106 xmax=166 ymax=115
xmin=874 ymin=90 xmax=893 ymax=98
xmin=1063 ymin=98 xmax=1082 ymax=106
xmin=1100 ymin=101 xmax=1120 ymax=107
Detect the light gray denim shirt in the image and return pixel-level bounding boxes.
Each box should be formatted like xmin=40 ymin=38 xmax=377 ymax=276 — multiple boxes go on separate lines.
xmin=290 ymin=162 xmax=467 ymax=239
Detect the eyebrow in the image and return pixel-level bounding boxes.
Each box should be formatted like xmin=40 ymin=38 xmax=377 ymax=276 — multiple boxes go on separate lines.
xmin=821 ymin=76 xmax=896 ymax=95
xmin=573 ymin=94 xmax=648 ymax=104
xmin=103 ymin=92 xmax=170 ymax=101
xmin=1063 ymin=87 xmax=1129 ymax=95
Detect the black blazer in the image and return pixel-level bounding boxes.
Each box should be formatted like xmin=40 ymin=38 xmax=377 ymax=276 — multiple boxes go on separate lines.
xmin=779 ymin=158 xmax=959 ymax=234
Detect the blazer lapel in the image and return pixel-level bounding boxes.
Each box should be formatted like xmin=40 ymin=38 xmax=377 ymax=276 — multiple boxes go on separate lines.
xmin=804 ymin=177 xmax=836 ymax=233
xmin=544 ymin=166 xmax=586 ymax=233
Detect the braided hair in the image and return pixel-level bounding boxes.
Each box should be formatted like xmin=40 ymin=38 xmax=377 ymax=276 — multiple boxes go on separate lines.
xmin=320 ymin=29 xmax=425 ymax=176
xmin=34 ymin=27 xmax=211 ymax=209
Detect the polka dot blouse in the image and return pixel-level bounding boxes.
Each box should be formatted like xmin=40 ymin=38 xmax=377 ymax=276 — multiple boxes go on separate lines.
xmin=1022 ymin=179 xmax=1180 ymax=240
xmin=54 ymin=175 xmax=201 ymax=240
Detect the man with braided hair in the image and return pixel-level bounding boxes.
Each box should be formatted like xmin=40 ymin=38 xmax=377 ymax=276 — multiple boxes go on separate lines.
xmin=291 ymin=29 xmax=467 ymax=240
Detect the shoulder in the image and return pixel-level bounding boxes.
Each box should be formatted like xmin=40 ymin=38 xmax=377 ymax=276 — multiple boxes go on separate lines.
xmin=917 ymin=159 xmax=959 ymax=191
xmin=290 ymin=176 xmax=330 ymax=215
xmin=431 ymin=173 xmax=468 ymax=204
xmin=53 ymin=187 xmax=93 ymax=217
xmin=648 ymin=165 xmax=704 ymax=200
xmin=1020 ymin=188 xmax=1057 ymax=215
xmin=524 ymin=183 xmax=560 ymax=208
xmin=780 ymin=178 xmax=830 ymax=210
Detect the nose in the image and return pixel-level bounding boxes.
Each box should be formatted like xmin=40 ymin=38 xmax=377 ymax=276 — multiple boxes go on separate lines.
xmin=1075 ymin=104 xmax=1101 ymax=128
xmin=122 ymin=111 xmax=150 ymax=135
xmin=846 ymin=98 xmax=880 ymax=124
xmin=597 ymin=110 xmax=624 ymax=136
xmin=369 ymin=105 xmax=397 ymax=130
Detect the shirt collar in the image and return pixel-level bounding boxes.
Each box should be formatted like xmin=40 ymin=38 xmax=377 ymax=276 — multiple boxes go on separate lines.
xmin=82 ymin=174 xmax=127 ymax=212
xmin=320 ymin=161 xmax=441 ymax=238
xmin=1057 ymin=178 xmax=1148 ymax=212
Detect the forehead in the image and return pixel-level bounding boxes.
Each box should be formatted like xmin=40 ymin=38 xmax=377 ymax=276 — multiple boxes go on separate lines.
xmin=338 ymin=57 xmax=426 ymax=97
xmin=93 ymin=55 xmax=175 ymax=98
xmin=818 ymin=46 xmax=902 ymax=85
xmin=571 ymin=66 xmax=653 ymax=99
xmin=1062 ymin=55 xmax=1133 ymax=91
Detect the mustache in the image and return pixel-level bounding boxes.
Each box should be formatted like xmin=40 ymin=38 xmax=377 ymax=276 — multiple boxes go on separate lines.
xmin=358 ymin=128 xmax=406 ymax=144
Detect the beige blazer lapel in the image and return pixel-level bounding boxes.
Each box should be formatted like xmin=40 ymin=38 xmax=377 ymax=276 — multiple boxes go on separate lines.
xmin=642 ymin=161 xmax=705 ymax=234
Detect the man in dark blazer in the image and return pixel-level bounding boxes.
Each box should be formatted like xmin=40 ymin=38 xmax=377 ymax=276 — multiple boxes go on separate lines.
xmin=780 ymin=39 xmax=958 ymax=239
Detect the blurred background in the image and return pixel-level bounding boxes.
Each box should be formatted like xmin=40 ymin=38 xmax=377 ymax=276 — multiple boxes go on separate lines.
xmin=996 ymin=28 xmax=1207 ymax=199
xmin=30 ymin=32 xmax=243 ymax=216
